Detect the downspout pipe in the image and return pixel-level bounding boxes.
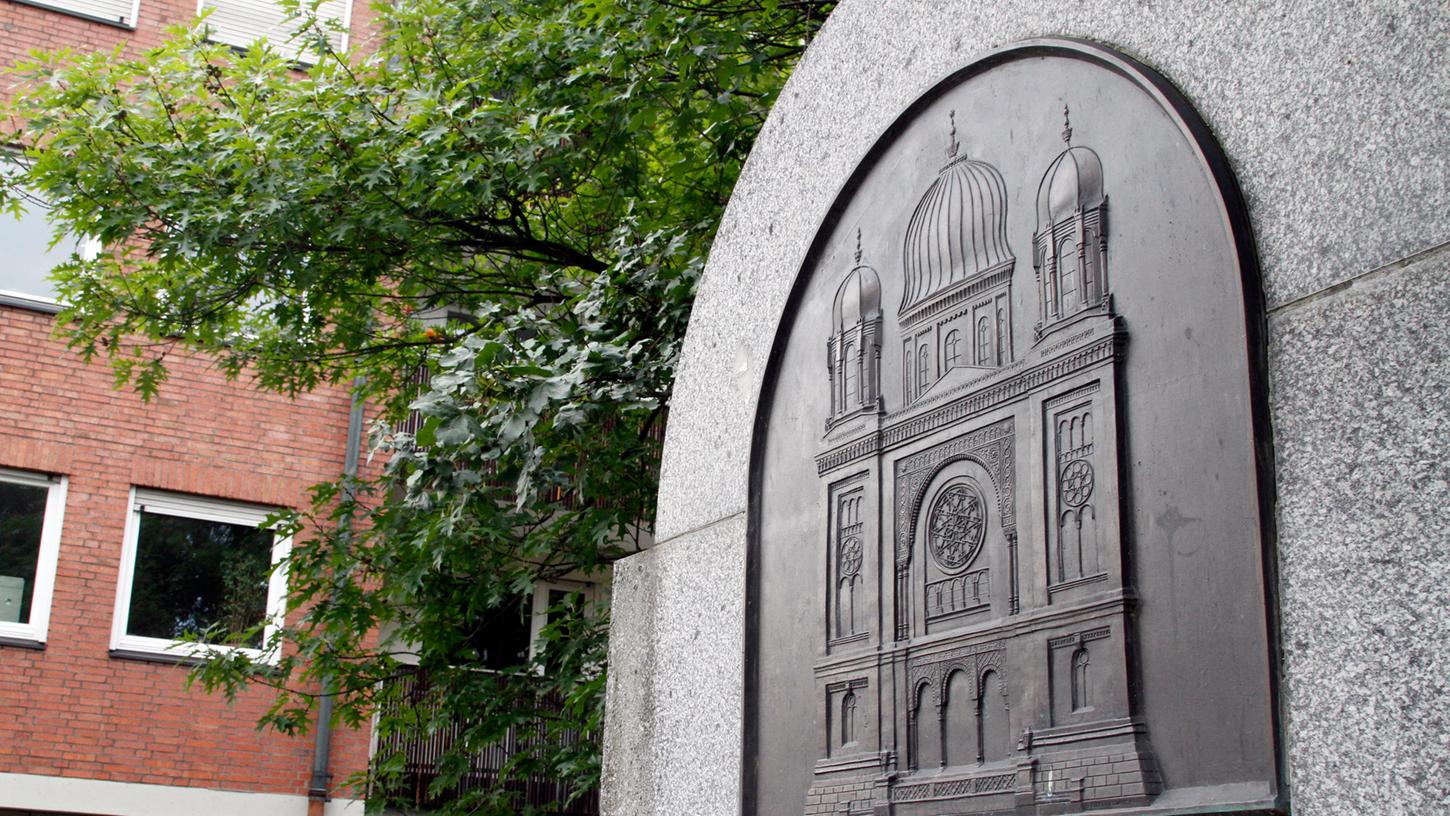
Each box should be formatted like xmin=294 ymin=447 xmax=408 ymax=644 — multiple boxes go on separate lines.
xmin=309 ymin=379 xmax=367 ymax=815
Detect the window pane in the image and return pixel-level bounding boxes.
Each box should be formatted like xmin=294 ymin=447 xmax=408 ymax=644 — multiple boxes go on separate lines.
xmin=0 ymin=481 xmax=47 ymax=624
xmin=0 ymin=202 xmax=78 ymax=302
xmin=127 ymin=512 xmax=273 ymax=647
xmin=473 ymin=594 xmax=530 ymax=671
xmin=0 ymin=158 xmax=89 ymax=303
xmin=535 ymin=587 xmax=586 ymax=671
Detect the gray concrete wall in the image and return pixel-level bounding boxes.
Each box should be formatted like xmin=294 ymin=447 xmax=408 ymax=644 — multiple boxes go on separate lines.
xmin=602 ymin=2 xmax=1449 ymax=814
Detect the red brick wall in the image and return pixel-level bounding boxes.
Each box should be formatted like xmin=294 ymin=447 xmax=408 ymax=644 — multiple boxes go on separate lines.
xmin=0 ymin=0 xmax=384 ymax=799
xmin=0 ymin=304 xmax=373 ymax=797
xmin=0 ymin=0 xmax=380 ymax=73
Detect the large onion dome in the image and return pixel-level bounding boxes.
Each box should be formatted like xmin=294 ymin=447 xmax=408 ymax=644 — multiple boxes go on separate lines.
xmin=900 ymin=154 xmax=1014 ymax=322
xmin=1036 ymin=145 xmax=1105 ymax=229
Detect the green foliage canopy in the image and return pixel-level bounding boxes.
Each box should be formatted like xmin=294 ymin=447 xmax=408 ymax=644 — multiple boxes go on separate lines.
xmin=3 ymin=0 xmax=831 ymax=811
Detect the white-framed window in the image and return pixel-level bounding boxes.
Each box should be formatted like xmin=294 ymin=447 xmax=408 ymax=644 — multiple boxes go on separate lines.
xmin=110 ymin=488 xmax=290 ymax=663
xmin=374 ymin=578 xmax=605 ymax=672
xmin=528 ymin=578 xmax=602 ymax=663
xmin=455 ymin=579 xmax=603 ymax=670
xmin=10 ymin=0 xmax=140 ymax=28
xmin=0 ymin=155 xmax=101 ymax=313
xmin=198 ymin=0 xmax=352 ymax=64
xmin=0 ymin=467 xmax=67 ymax=645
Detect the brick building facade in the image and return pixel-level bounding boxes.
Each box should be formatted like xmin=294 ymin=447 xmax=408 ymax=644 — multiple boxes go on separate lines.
xmin=0 ymin=0 xmax=378 ymax=813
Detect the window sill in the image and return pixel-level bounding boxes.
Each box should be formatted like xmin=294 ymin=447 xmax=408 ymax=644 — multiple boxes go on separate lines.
xmin=5 ymin=0 xmax=135 ymax=30
xmin=0 ymin=291 xmax=62 ymax=315
xmin=109 ymin=647 xmax=283 ymax=678
xmin=110 ymin=632 xmax=279 ymax=668
xmin=0 ymin=634 xmax=45 ymax=650
xmin=108 ymin=647 xmax=209 ymax=667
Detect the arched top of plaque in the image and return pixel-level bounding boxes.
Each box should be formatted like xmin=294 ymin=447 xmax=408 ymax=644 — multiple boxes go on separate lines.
xmin=746 ymin=38 xmax=1280 ymax=816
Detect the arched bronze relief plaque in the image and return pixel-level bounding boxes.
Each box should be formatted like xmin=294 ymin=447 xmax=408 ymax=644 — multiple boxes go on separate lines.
xmin=746 ymin=40 xmax=1283 ymax=815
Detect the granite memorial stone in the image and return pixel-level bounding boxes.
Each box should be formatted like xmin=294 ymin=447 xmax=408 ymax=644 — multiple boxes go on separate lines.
xmin=747 ymin=40 xmax=1282 ymax=815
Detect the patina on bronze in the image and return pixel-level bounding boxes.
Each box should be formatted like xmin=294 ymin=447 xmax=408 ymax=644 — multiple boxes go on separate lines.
xmin=746 ymin=40 xmax=1283 ymax=815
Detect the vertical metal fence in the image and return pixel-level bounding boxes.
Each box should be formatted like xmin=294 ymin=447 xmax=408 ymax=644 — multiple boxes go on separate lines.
xmin=371 ymin=669 xmax=600 ymax=815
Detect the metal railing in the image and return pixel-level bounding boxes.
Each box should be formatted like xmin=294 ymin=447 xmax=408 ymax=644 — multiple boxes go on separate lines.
xmin=371 ymin=668 xmax=599 ymax=815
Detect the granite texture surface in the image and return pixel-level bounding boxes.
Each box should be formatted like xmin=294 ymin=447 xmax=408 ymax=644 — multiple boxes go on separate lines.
xmin=655 ymin=0 xmax=1450 ymax=543
xmin=610 ymin=1 xmax=1450 ymax=813
xmin=602 ymin=515 xmax=746 ymax=816
xmin=1270 ymin=243 xmax=1450 ymax=816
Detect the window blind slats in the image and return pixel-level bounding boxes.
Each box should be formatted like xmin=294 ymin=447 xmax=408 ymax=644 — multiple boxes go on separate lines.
xmin=200 ymin=0 xmax=350 ymax=63
xmin=24 ymin=0 xmax=136 ymax=26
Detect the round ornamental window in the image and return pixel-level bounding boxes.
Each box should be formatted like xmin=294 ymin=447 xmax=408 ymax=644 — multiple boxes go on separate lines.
xmin=838 ymin=537 xmax=863 ymax=578
xmin=927 ymin=482 xmax=987 ymax=571
xmin=1059 ymin=459 xmax=1095 ymax=507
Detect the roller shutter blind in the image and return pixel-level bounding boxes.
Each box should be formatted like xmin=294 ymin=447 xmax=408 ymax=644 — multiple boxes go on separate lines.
xmin=19 ymin=0 xmax=139 ymax=26
xmin=199 ymin=0 xmax=351 ymax=64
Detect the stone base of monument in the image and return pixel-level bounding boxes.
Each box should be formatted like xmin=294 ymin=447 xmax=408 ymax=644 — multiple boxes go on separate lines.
xmin=804 ymin=733 xmax=1158 ymax=815
xmin=1016 ymin=738 xmax=1161 ymax=813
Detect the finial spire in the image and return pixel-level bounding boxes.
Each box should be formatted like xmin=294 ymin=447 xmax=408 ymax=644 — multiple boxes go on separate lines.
xmin=948 ymin=110 xmax=960 ymax=160
xmin=1061 ymin=104 xmax=1073 ymax=145
xmin=854 ymin=227 xmax=862 ymax=265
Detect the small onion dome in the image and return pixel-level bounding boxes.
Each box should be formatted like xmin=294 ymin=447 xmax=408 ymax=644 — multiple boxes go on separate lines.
xmin=1036 ymin=146 xmax=1105 ymax=229
xmin=901 ymin=156 xmax=1014 ymax=317
xmin=832 ymin=262 xmax=882 ymax=334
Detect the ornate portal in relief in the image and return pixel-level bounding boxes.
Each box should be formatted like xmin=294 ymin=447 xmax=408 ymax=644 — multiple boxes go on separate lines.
xmin=748 ymin=41 xmax=1281 ymax=816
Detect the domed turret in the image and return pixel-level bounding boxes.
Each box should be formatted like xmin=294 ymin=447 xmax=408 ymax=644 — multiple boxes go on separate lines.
xmin=1032 ymin=106 xmax=1111 ymax=342
xmin=827 ymin=230 xmax=884 ymax=429
xmin=1036 ymin=146 xmax=1104 ymax=227
xmin=832 ymin=263 xmax=881 ymax=335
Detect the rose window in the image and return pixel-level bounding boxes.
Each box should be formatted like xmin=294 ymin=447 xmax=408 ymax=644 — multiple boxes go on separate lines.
xmin=838 ymin=536 xmax=863 ymax=578
xmin=1059 ymin=459 xmax=1095 ymax=507
xmin=927 ymin=482 xmax=986 ymax=570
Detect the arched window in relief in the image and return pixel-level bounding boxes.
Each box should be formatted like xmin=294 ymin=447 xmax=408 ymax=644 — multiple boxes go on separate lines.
xmin=1045 ymin=262 xmax=1059 ymax=319
xmin=1058 ymin=238 xmax=1080 ymax=312
xmin=1082 ymin=411 xmax=1093 ymax=447
xmin=978 ymin=670 xmax=1009 ymax=762
xmin=1059 ymin=509 xmax=1083 ymax=581
xmin=996 ymin=306 xmax=1007 ymax=365
xmin=830 ymin=345 xmax=842 ymax=413
xmin=917 ymin=344 xmax=930 ymax=391
xmin=841 ymin=689 xmax=858 ymax=746
xmin=943 ymin=671 xmax=975 ymax=767
xmin=836 ymin=531 xmax=862 ymax=637
xmin=905 ymin=349 xmax=914 ymax=396
xmin=912 ymin=681 xmax=940 ymax=770
xmin=841 ymin=342 xmax=857 ymax=408
xmin=943 ymin=331 xmax=961 ymax=369
xmin=975 ymin=316 xmax=992 ymax=365
xmin=1071 ymin=648 xmax=1090 ymax=711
